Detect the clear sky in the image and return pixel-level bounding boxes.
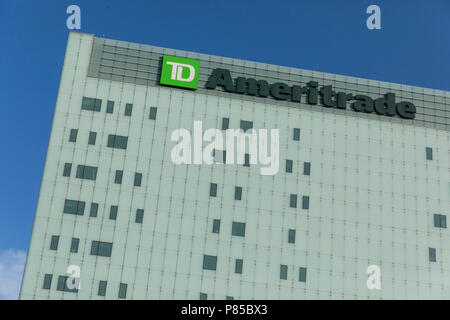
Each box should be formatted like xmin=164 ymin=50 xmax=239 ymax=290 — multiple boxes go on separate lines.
xmin=0 ymin=0 xmax=449 ymax=298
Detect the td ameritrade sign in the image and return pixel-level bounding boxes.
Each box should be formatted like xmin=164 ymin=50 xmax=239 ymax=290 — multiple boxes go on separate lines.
xmin=159 ymin=55 xmax=416 ymax=119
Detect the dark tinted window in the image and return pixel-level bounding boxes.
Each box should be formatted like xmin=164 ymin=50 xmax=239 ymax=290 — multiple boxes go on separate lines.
xmin=109 ymin=206 xmax=118 ymax=220
xmin=212 ymin=219 xmax=220 ymax=233
xmin=69 ymin=129 xmax=78 ymax=142
xmin=280 ymin=265 xmax=288 ymax=280
xmin=222 ymin=117 xmax=229 ymax=130
xmin=63 ymin=163 xmax=72 ymax=177
xmin=106 ymin=101 xmax=114 ymax=113
xmin=235 ymin=186 xmax=242 ymax=200
xmin=63 ymin=199 xmax=85 ymax=215
xmin=149 ymin=107 xmax=157 ymax=120
xmin=70 ymin=238 xmax=79 ymax=253
xmin=50 ymin=235 xmax=59 ymax=250
xmin=98 ymin=281 xmax=107 ymax=296
xmin=107 ymin=135 xmax=128 ymax=150
xmin=91 ymin=241 xmax=113 ymax=257
xmin=124 ymin=103 xmax=132 ymax=116
xmin=76 ymin=165 xmax=97 ymax=180
xmin=81 ymin=97 xmax=102 ymax=111
xmin=232 ymin=222 xmax=246 ymax=237
xmin=135 ymin=209 xmax=144 ymax=224
xmin=90 ymin=203 xmax=98 ymax=217
xmin=203 ymin=255 xmax=217 ymax=270
xmin=290 ymin=194 xmax=297 ymax=208
xmin=43 ymin=274 xmax=52 ymax=290
xmin=210 ymin=183 xmax=217 ymax=197
xmin=286 ymin=160 xmax=293 ymax=173
xmin=304 ymin=162 xmax=311 ymax=175
xmin=88 ymin=132 xmax=97 ymax=145
xmin=293 ymin=128 xmax=300 ymax=141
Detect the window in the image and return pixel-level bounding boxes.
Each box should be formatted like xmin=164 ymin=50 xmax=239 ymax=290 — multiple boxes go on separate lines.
xmin=212 ymin=219 xmax=220 ymax=233
xmin=222 ymin=117 xmax=229 ymax=130
xmin=70 ymin=238 xmax=79 ymax=253
xmin=50 ymin=235 xmax=59 ymax=250
xmin=90 ymin=203 xmax=98 ymax=217
xmin=286 ymin=159 xmax=293 ymax=173
xmin=290 ymin=194 xmax=297 ymax=208
xmin=429 ymin=248 xmax=436 ymax=262
xmin=109 ymin=206 xmax=118 ymax=220
xmin=149 ymin=107 xmax=157 ymax=120
xmin=63 ymin=163 xmax=72 ymax=177
xmin=304 ymin=162 xmax=311 ymax=175
xmin=200 ymin=293 xmax=207 ymax=300
xmin=107 ymin=135 xmax=128 ymax=150
xmin=235 ymin=259 xmax=243 ymax=274
xmin=43 ymin=274 xmax=52 ymax=290
xmin=134 ymin=173 xmax=142 ymax=187
xmin=88 ymin=131 xmax=97 ymax=145
xmin=213 ymin=149 xmax=226 ymax=163
xmin=90 ymin=241 xmax=113 ymax=257
xmin=69 ymin=129 xmax=78 ymax=142
xmin=118 ymin=283 xmax=127 ymax=299
xmin=288 ymin=229 xmax=296 ymax=243
xmin=76 ymin=165 xmax=97 ymax=180
xmin=235 ymin=186 xmax=242 ymax=200
xmin=426 ymin=147 xmax=433 ymax=160
xmin=434 ymin=214 xmax=447 ymax=228
xmin=244 ymin=153 xmax=250 ymax=167
xmin=63 ymin=199 xmax=85 ymax=215
xmin=106 ymin=100 xmax=114 ymax=113
xmin=210 ymin=183 xmax=217 ymax=197
xmin=232 ymin=222 xmax=246 ymax=237
xmin=203 ymin=255 xmax=217 ymax=271
xmin=135 ymin=209 xmax=144 ymax=223
xmin=81 ymin=97 xmax=102 ymax=111
xmin=98 ymin=281 xmax=107 ymax=296
xmin=57 ymin=276 xmax=78 ymax=293
xmin=240 ymin=120 xmax=253 ymax=132
xmin=302 ymin=196 xmax=310 ymax=209
xmin=124 ymin=103 xmax=133 ymax=116
xmin=299 ymin=267 xmax=307 ymax=282
xmin=226 ymin=296 xmax=234 ymax=300
xmin=293 ymin=128 xmax=300 ymax=141
xmin=280 ymin=265 xmax=288 ymax=280
xmin=114 ymin=170 xmax=123 ymax=184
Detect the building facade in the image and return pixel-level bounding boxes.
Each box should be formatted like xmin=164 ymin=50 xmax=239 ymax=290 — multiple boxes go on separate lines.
xmin=20 ymin=31 xmax=450 ymax=299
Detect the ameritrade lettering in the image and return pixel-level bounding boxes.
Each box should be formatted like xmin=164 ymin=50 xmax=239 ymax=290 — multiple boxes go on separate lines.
xmin=205 ymin=68 xmax=416 ymax=119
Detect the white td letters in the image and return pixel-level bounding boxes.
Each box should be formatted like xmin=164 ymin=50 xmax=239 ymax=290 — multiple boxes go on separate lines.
xmin=166 ymin=62 xmax=196 ymax=82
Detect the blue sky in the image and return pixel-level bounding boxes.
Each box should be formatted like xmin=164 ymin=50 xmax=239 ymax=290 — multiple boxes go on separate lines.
xmin=0 ymin=0 xmax=449 ymax=298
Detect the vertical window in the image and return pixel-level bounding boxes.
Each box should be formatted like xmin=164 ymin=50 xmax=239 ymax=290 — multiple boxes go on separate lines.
xmin=114 ymin=170 xmax=123 ymax=184
xmin=63 ymin=163 xmax=72 ymax=177
xmin=118 ymin=283 xmax=127 ymax=299
xmin=293 ymin=128 xmax=300 ymax=141
xmin=240 ymin=120 xmax=253 ymax=132
xmin=434 ymin=214 xmax=447 ymax=228
xmin=202 ymin=255 xmax=217 ymax=271
xmin=50 ymin=235 xmax=59 ymax=250
xmin=200 ymin=293 xmax=207 ymax=300
xmin=429 ymin=248 xmax=436 ymax=262
xmin=88 ymin=132 xmax=97 ymax=145
xmin=90 ymin=203 xmax=98 ymax=218
xmin=134 ymin=173 xmax=142 ymax=187
xmin=280 ymin=265 xmax=288 ymax=280
xmin=43 ymin=274 xmax=52 ymax=290
xmin=288 ymin=229 xmax=296 ymax=243
xmin=235 ymin=186 xmax=242 ymax=200
xmin=210 ymin=183 xmax=217 ymax=197
xmin=290 ymin=194 xmax=297 ymax=208
xmin=286 ymin=159 xmax=293 ymax=173
xmin=70 ymin=238 xmax=79 ymax=253
xmin=244 ymin=153 xmax=250 ymax=167
xmin=124 ymin=103 xmax=133 ymax=116
xmin=149 ymin=107 xmax=157 ymax=120
xmin=426 ymin=147 xmax=433 ymax=160
xmin=98 ymin=281 xmax=107 ymax=296
xmin=212 ymin=219 xmax=220 ymax=233
xmin=135 ymin=209 xmax=144 ymax=224
xmin=299 ymin=267 xmax=307 ymax=282
xmin=109 ymin=205 xmax=118 ymax=220
xmin=304 ymin=162 xmax=311 ymax=175
xmin=222 ymin=117 xmax=229 ymax=130
xmin=69 ymin=129 xmax=78 ymax=142
xmin=302 ymin=196 xmax=310 ymax=209
xmin=106 ymin=100 xmax=114 ymax=114
xmin=232 ymin=222 xmax=246 ymax=237
xmin=235 ymin=259 xmax=243 ymax=274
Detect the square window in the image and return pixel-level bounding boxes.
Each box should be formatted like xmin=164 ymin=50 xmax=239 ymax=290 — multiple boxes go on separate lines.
xmin=286 ymin=159 xmax=293 ymax=173
xmin=63 ymin=163 xmax=72 ymax=177
xmin=149 ymin=107 xmax=157 ymax=120
xmin=232 ymin=222 xmax=246 ymax=237
xmin=109 ymin=206 xmax=118 ymax=220
xmin=240 ymin=120 xmax=253 ymax=132
xmin=434 ymin=214 xmax=446 ymax=228
xmin=203 ymin=255 xmax=217 ymax=271
xmin=290 ymin=194 xmax=297 ymax=208
xmin=200 ymin=293 xmax=207 ymax=300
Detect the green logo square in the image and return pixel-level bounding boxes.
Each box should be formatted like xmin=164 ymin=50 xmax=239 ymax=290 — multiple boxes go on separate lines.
xmin=160 ymin=55 xmax=200 ymax=90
